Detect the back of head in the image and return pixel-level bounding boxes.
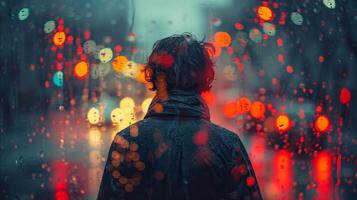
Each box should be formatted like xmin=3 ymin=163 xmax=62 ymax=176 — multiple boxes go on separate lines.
xmin=144 ymin=33 xmax=215 ymax=94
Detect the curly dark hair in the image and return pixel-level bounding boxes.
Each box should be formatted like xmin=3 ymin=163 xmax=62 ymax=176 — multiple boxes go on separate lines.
xmin=144 ymin=33 xmax=215 ymax=94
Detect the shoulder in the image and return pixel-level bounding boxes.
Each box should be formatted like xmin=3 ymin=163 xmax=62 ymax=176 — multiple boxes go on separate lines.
xmin=209 ymin=123 xmax=241 ymax=143
xmin=208 ymin=123 xmax=251 ymax=157
xmin=113 ymin=118 xmax=157 ymax=141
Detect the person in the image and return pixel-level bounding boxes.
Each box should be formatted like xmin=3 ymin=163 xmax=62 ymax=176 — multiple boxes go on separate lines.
xmin=97 ymin=33 xmax=263 ymax=200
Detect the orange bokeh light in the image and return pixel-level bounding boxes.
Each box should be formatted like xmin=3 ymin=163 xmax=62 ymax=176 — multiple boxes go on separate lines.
xmin=74 ymin=61 xmax=89 ymax=79
xmin=250 ymin=101 xmax=265 ymax=119
xmin=236 ymin=97 xmax=252 ymax=114
xmin=315 ymin=115 xmax=330 ymax=132
xmin=275 ymin=114 xmax=291 ymax=132
xmin=214 ymin=31 xmax=232 ymax=47
xmin=53 ymin=31 xmax=66 ymax=46
xmin=257 ymin=6 xmax=273 ymax=21
xmin=223 ymin=101 xmax=238 ymax=118
xmin=112 ymin=55 xmax=128 ymax=73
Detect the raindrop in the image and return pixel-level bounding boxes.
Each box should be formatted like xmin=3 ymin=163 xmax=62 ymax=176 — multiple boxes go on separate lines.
xmin=59 ymin=105 xmax=65 ymax=111
xmin=39 ymin=150 xmax=45 ymax=158
xmin=16 ymin=156 xmax=24 ymax=165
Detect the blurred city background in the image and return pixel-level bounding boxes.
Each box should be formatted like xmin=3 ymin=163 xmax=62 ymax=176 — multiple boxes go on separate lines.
xmin=0 ymin=0 xmax=356 ymax=199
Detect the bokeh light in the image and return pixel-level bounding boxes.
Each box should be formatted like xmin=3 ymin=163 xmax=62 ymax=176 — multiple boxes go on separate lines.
xmin=1 ymin=0 xmax=356 ymax=199
xmin=53 ymin=71 xmax=64 ymax=87
xmin=214 ymin=32 xmax=232 ymax=47
xmin=141 ymin=98 xmax=153 ymax=115
xmin=275 ymin=114 xmax=291 ymax=132
xmin=112 ymin=55 xmax=128 ymax=73
xmin=315 ymin=115 xmax=330 ymax=132
xmin=74 ymin=61 xmax=89 ymax=79
xmin=53 ymin=31 xmax=66 ymax=46
xmin=120 ymin=97 xmax=135 ymax=109
xmin=257 ymin=6 xmax=273 ymax=21
xmin=250 ymin=101 xmax=265 ymax=119
xmin=44 ymin=20 xmax=56 ymax=33
xmin=98 ymin=48 xmax=113 ymax=63
xmin=236 ymin=97 xmax=252 ymax=114
xmin=18 ymin=8 xmax=30 ymax=21
xmin=87 ymin=107 xmax=100 ymax=125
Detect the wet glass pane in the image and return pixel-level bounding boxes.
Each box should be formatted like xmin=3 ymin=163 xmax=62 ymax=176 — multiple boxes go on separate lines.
xmin=0 ymin=0 xmax=356 ymax=199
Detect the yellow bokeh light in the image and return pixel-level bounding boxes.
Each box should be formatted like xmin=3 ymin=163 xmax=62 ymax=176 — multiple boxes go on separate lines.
xmin=123 ymin=107 xmax=136 ymax=121
xmin=87 ymin=107 xmax=100 ymax=125
xmin=141 ymin=98 xmax=153 ymax=114
xmin=123 ymin=61 xmax=138 ymax=78
xmin=110 ymin=108 xmax=124 ymax=125
xmin=98 ymin=48 xmax=113 ymax=63
xmin=114 ymin=107 xmax=136 ymax=130
xmin=120 ymin=97 xmax=135 ymax=109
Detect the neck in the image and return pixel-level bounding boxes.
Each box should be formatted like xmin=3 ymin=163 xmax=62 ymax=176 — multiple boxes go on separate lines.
xmin=144 ymin=89 xmax=210 ymax=121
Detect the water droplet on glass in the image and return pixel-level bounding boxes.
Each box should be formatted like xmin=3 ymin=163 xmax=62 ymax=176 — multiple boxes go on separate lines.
xmin=16 ymin=156 xmax=24 ymax=165
xmin=39 ymin=150 xmax=45 ymax=158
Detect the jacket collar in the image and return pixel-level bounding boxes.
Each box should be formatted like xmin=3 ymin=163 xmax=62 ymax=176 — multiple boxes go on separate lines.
xmin=144 ymin=89 xmax=210 ymax=121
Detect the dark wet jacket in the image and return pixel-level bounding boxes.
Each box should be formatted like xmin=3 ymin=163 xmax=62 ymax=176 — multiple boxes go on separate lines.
xmin=98 ymin=90 xmax=262 ymax=200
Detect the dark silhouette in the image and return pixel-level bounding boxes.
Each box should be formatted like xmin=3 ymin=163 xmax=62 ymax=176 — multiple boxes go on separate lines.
xmin=97 ymin=33 xmax=263 ymax=200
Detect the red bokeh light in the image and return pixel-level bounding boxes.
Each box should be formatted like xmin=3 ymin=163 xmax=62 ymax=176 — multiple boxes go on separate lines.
xmin=223 ymin=101 xmax=238 ymax=118
xmin=193 ymin=130 xmax=208 ymax=146
xmin=201 ymin=91 xmax=215 ymax=106
xmin=339 ymin=87 xmax=351 ymax=104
